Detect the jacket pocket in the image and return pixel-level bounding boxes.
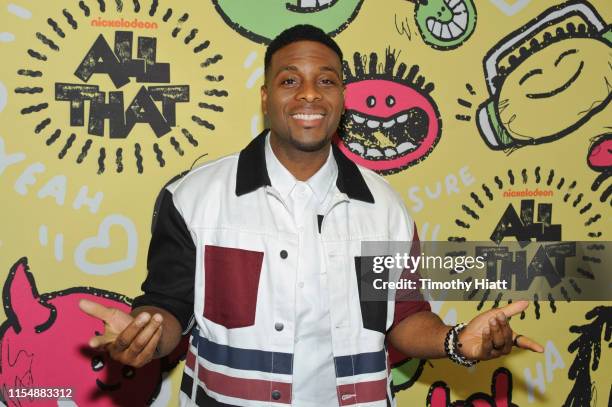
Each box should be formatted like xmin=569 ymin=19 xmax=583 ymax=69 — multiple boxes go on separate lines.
xmin=354 ymin=256 xmax=388 ymax=334
xmin=204 ymin=245 xmax=263 ymax=329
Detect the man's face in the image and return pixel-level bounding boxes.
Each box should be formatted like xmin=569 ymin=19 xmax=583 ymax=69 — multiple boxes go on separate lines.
xmin=261 ymin=40 xmax=344 ymax=153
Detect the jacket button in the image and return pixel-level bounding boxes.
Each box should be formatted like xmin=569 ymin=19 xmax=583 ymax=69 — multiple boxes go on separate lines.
xmin=274 ymin=322 xmax=284 ymax=331
xmin=280 ymin=250 xmax=288 ymax=259
xmin=271 ymin=390 xmax=281 ymax=400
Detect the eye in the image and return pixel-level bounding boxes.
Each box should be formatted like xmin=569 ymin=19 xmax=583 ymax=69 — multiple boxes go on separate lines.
xmin=366 ymin=96 xmax=376 ymax=108
xmin=281 ymin=78 xmax=297 ymax=86
xmin=122 ymin=365 xmax=135 ymax=379
xmin=92 ymin=356 xmax=104 ymax=371
xmin=386 ymin=96 xmax=396 ymax=107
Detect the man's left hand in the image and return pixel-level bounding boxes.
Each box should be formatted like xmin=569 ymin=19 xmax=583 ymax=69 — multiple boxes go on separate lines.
xmin=457 ymin=300 xmax=544 ymax=361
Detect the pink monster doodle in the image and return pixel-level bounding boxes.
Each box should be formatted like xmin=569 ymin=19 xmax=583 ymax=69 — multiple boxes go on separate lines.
xmin=426 ymin=367 xmax=517 ymax=407
xmin=0 ymin=258 xmax=184 ymax=406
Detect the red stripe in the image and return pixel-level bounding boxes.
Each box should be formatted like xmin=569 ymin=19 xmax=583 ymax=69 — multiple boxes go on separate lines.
xmin=186 ymin=349 xmax=196 ymax=370
xmin=337 ymin=379 xmax=387 ymax=406
xmin=197 ymin=362 xmax=292 ymax=404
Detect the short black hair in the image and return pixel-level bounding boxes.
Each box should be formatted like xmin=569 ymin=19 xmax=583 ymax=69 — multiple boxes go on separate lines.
xmin=264 ymin=24 xmax=343 ymax=77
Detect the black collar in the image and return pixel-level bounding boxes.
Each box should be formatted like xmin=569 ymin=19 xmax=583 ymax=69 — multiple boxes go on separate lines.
xmin=236 ymin=130 xmax=374 ymax=203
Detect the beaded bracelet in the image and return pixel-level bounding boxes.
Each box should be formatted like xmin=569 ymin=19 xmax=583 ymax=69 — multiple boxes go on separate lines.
xmin=444 ymin=323 xmax=479 ymax=367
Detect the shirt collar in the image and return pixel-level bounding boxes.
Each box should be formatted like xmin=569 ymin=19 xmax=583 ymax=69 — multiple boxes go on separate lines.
xmin=236 ymin=130 xmax=374 ymax=204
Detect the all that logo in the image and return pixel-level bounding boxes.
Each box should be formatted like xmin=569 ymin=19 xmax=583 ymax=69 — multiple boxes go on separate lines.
xmin=447 ymin=167 xmax=605 ymax=318
xmin=13 ymin=2 xmax=227 ymax=174
xmin=56 ymin=31 xmax=189 ymax=139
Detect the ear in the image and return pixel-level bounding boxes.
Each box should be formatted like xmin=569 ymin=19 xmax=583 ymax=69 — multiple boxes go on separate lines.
xmin=3 ymin=258 xmax=55 ymax=334
xmin=260 ymin=84 xmax=268 ymax=116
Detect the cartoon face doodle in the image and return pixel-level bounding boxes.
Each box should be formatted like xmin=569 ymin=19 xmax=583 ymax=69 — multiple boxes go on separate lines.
xmin=212 ymin=0 xmax=364 ymax=44
xmin=477 ymin=1 xmax=612 ymax=151
xmin=411 ymin=0 xmax=477 ymax=50
xmin=0 ymin=258 xmax=182 ymax=406
xmin=587 ymin=133 xmax=611 ymax=172
xmin=336 ymin=49 xmax=442 ymax=174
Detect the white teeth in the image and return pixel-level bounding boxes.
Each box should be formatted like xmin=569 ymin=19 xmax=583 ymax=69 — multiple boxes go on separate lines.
xmin=348 ymin=142 xmax=365 ymax=154
xmin=301 ymin=0 xmax=317 ymax=6
xmin=293 ymin=113 xmax=323 ymax=120
xmin=352 ymin=114 xmax=366 ymax=124
xmin=432 ymin=21 xmax=442 ymax=37
xmin=384 ymin=148 xmax=397 ymax=157
xmin=446 ymin=0 xmax=461 ymax=8
xmin=449 ymin=21 xmax=464 ymax=37
xmin=382 ymin=119 xmax=396 ymax=128
xmin=366 ymin=120 xmax=380 ymax=129
xmin=427 ymin=18 xmax=435 ymax=32
xmin=396 ymin=114 xmax=408 ymax=123
xmin=319 ymin=0 xmax=332 ymax=4
xmin=454 ymin=3 xmax=467 ymax=13
xmin=441 ymin=24 xmax=452 ymax=39
xmin=453 ymin=12 xmax=467 ymax=29
xmin=397 ymin=142 xmax=416 ymax=153
xmin=366 ymin=148 xmax=383 ymax=158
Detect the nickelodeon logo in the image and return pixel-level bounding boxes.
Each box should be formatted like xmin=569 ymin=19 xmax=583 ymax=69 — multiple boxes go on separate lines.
xmin=91 ymin=17 xmax=158 ymax=30
xmin=503 ymin=188 xmax=553 ymax=198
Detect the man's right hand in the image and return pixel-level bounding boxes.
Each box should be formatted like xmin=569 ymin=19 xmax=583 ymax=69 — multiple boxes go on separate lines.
xmin=79 ymin=299 xmax=163 ymax=368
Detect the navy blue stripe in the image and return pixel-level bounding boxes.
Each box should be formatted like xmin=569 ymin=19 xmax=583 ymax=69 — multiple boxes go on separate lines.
xmin=193 ymin=332 xmax=293 ymax=375
xmin=334 ymin=350 xmax=386 ymax=377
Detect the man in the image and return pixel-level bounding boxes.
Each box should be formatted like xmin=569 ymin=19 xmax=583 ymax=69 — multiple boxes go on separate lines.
xmin=79 ymin=25 xmax=543 ymax=406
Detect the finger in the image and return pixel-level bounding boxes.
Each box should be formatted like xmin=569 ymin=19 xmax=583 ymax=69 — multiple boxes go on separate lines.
xmin=79 ymin=299 xmax=113 ymax=321
xmin=125 ymin=314 xmax=163 ymax=359
xmin=131 ymin=324 xmax=163 ymax=368
xmin=480 ymin=326 xmax=493 ymax=356
xmin=489 ymin=316 xmax=505 ymax=352
xmin=500 ymin=300 xmax=529 ymax=318
xmin=89 ymin=332 xmax=116 ymax=349
xmin=514 ymin=334 xmax=544 ymax=353
xmin=111 ymin=312 xmax=151 ymax=353
xmin=496 ymin=313 xmax=513 ymax=354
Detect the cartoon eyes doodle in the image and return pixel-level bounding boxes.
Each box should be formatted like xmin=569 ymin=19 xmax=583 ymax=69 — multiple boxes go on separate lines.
xmin=386 ymin=96 xmax=396 ymax=107
xmin=367 ymin=96 xmax=376 ymax=107
xmin=91 ymin=356 xmax=104 ymax=372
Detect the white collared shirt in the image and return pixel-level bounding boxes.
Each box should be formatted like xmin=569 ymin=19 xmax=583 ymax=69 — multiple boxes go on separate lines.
xmin=265 ymin=135 xmax=339 ymax=406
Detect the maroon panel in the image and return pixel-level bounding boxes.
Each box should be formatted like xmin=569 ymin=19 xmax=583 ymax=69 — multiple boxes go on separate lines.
xmin=204 ymin=245 xmax=264 ymax=329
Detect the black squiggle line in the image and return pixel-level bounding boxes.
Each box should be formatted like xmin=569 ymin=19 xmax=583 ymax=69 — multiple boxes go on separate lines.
xmin=493 ymin=292 xmax=502 ymax=309
xmin=466 ymin=83 xmax=476 ymax=96
xmin=205 ymin=74 xmax=224 ymax=82
xmin=557 ymin=177 xmax=565 ymax=190
xmin=455 ymin=114 xmax=471 ymax=121
xmin=470 ymin=192 xmax=484 ymax=208
xmin=568 ymin=180 xmax=577 ymax=190
xmin=79 ymin=1 xmax=91 ymax=16
xmin=477 ymin=289 xmax=489 ymax=311
xmin=204 ymin=89 xmax=228 ymax=97
xmin=162 ymin=8 xmax=172 ymax=22
xmin=569 ymin=279 xmax=582 ymax=293
xmin=97 ymin=0 xmax=106 ymax=13
xmin=47 ymin=18 xmax=65 ymax=38
xmin=181 ymin=128 xmax=198 ymax=146
xmin=170 ymin=137 xmax=184 ymax=156
xmin=494 ymin=176 xmax=503 ymax=189
xmin=135 ymin=143 xmax=143 ymax=173
xmin=507 ymin=169 xmax=515 ymax=185
xmin=18 ymin=69 xmax=42 ymax=77
xmin=35 ymin=118 xmax=51 ymax=133
xmin=77 ymin=139 xmax=92 ymax=163
xmin=577 ymin=267 xmax=595 ymax=279
xmin=521 ymin=168 xmax=527 ymax=184
xmin=579 ymin=202 xmax=592 ymax=214
xmin=153 ymin=143 xmax=165 ymax=167
xmin=149 ymin=0 xmax=158 ymax=16
xmin=193 ymin=41 xmax=210 ymax=53
xmin=467 ymin=288 xmax=479 ymax=300
xmin=46 ymin=129 xmax=61 ymax=145
xmin=185 ymin=29 xmax=198 ymax=44
xmin=535 ymin=166 xmax=541 ymax=183
xmin=62 ymin=9 xmax=78 ymax=29
xmin=560 ymin=287 xmax=570 ymax=302
xmin=547 ymin=169 xmax=554 ymax=186
xmin=584 ymin=214 xmax=601 ymax=226
xmin=461 ymin=204 xmax=479 ymax=220
xmin=198 ymin=102 xmax=223 ymax=112
xmin=572 ymin=193 xmax=583 ymax=207
xmin=171 ymin=13 xmax=189 ymax=37
xmin=58 ymin=133 xmax=76 ymax=159
xmin=590 ymin=172 xmax=610 ymax=192
xmin=587 ymin=232 xmax=602 ymax=238
xmin=116 ymin=148 xmax=123 ymax=173
xmin=548 ymin=294 xmax=557 ymax=312
xmin=191 ymin=116 xmax=215 ymax=130
xmin=201 ymin=55 xmax=222 ymax=68
xmin=534 ymin=294 xmax=540 ymax=319
xmin=520 ymin=310 xmax=525 ymax=320
xmin=114 ymin=0 xmax=123 ymax=12
xmin=97 ymin=148 xmax=106 ymax=174
xmin=454 ymin=219 xmax=470 ymax=229
xmin=599 ymin=184 xmax=611 ymax=203
xmin=447 ymin=236 xmax=466 ymax=242
xmin=27 ymin=49 xmax=47 ymax=61
xmin=21 ymin=103 xmax=48 ymax=114
xmin=15 ymin=87 xmax=43 ymax=94
xmin=586 ymin=244 xmax=604 ymax=250
xmin=482 ymin=184 xmax=493 ymax=201
xmin=133 ymin=0 xmax=140 ymax=13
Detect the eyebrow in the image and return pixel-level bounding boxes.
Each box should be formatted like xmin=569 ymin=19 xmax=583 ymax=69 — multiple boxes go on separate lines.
xmin=554 ymin=49 xmax=578 ymax=66
xmin=275 ymin=65 xmax=341 ymax=77
xmin=518 ymin=68 xmax=543 ymax=86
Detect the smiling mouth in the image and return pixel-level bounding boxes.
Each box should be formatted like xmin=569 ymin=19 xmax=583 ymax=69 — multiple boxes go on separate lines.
xmin=426 ymin=0 xmax=470 ymax=40
xmin=96 ymin=379 xmax=121 ymax=391
xmin=526 ymin=61 xmax=584 ymax=99
xmin=286 ymin=0 xmax=339 ymax=13
xmin=340 ymin=108 xmax=429 ymax=159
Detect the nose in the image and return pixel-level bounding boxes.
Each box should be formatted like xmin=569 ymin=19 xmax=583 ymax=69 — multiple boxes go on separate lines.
xmin=296 ymin=79 xmax=321 ymax=103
